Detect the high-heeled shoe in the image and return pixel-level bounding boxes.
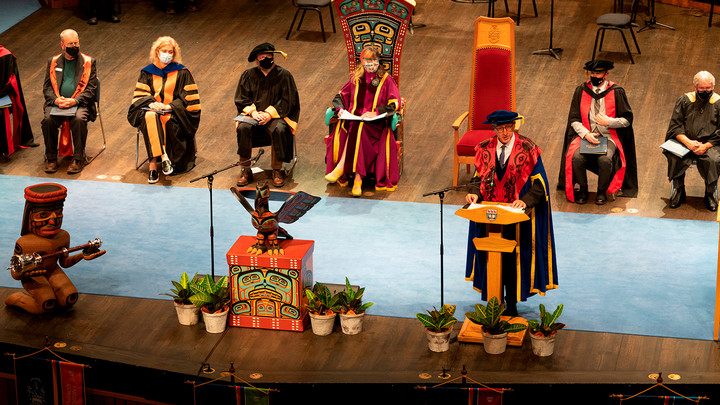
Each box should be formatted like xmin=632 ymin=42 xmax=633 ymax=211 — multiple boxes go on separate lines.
xmin=325 ymin=166 xmax=344 ymax=183
xmin=351 ymin=178 xmax=362 ymax=197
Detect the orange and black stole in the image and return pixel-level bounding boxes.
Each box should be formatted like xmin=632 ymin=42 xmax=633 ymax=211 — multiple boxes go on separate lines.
xmin=48 ymin=54 xmax=92 ymax=157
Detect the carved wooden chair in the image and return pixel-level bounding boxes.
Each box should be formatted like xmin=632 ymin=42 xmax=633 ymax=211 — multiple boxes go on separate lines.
xmin=452 ymin=16 xmax=516 ymax=186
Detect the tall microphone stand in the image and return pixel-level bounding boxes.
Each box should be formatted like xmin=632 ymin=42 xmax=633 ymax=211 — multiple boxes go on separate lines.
xmin=532 ymin=0 xmax=562 ymax=60
xmin=423 ymin=184 xmax=470 ymax=307
xmin=190 ymin=149 xmax=264 ymax=278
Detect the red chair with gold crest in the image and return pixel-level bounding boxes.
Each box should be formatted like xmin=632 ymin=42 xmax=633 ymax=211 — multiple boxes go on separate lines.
xmin=452 ymin=16 xmax=516 ymax=186
xmin=326 ymin=0 xmax=414 ymax=176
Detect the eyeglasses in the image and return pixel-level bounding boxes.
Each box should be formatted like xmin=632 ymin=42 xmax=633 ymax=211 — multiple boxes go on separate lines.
xmin=494 ymin=124 xmax=514 ymax=133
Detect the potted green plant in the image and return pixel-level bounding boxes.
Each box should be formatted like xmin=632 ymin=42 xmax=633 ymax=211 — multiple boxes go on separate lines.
xmin=416 ymin=304 xmax=458 ymax=352
xmin=465 ymin=297 xmax=527 ymax=354
xmin=527 ymin=303 xmax=565 ymax=357
xmin=303 ymin=282 xmax=339 ymax=336
xmin=336 ymin=277 xmax=373 ymax=335
xmin=160 ymin=272 xmax=201 ymax=326
xmin=189 ymin=274 xmax=230 ymax=333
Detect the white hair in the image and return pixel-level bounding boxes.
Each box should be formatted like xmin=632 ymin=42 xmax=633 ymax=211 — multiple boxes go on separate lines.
xmin=693 ymin=71 xmax=715 ymax=87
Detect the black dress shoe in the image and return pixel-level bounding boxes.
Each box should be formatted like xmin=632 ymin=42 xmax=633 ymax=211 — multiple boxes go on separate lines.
xmin=87 ymin=16 xmax=98 ymax=25
xmin=669 ymin=186 xmax=686 ymax=209
xmin=148 ymin=170 xmax=159 ymax=184
xmin=110 ymin=14 xmax=121 ymax=23
xmin=575 ymin=187 xmax=588 ymax=204
xmin=705 ymin=193 xmax=718 ymax=212
xmin=595 ymin=192 xmax=607 ymax=205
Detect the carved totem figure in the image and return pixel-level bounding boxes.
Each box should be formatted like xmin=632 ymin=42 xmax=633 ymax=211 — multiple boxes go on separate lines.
xmin=231 ymin=182 xmax=320 ymax=256
xmin=5 ymin=183 xmax=105 ymax=314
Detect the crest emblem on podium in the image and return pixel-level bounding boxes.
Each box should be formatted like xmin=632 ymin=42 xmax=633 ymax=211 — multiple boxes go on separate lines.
xmin=486 ymin=209 xmax=498 ymax=222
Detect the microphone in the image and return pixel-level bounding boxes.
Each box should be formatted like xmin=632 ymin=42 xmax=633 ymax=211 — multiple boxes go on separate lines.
xmin=251 ymin=148 xmax=265 ymax=165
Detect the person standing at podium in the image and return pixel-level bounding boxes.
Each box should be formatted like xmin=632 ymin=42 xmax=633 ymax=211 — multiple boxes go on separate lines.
xmin=464 ymin=110 xmax=558 ymax=316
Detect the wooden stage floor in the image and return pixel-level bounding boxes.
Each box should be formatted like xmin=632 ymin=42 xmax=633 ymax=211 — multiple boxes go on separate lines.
xmin=1 ymin=286 xmax=719 ymax=403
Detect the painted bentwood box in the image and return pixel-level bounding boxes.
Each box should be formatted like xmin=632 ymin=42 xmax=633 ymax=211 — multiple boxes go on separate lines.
xmin=226 ymin=236 xmax=314 ymax=331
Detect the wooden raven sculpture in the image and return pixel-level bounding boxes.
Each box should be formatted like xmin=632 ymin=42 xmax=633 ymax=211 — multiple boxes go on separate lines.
xmin=231 ymin=182 xmax=321 ymax=256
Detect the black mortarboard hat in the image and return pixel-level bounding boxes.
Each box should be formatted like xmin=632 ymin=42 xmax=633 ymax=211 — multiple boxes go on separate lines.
xmin=483 ymin=110 xmax=522 ymax=125
xmin=248 ymin=43 xmax=279 ymax=62
xmin=584 ymin=59 xmax=614 ymax=72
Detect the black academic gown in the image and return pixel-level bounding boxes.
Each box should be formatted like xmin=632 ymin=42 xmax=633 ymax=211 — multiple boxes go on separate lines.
xmin=234 ymin=65 xmax=300 ymax=162
xmin=127 ymin=63 xmax=200 ymax=173
xmin=557 ymin=82 xmax=638 ymax=198
xmin=0 ymin=46 xmax=35 ymax=155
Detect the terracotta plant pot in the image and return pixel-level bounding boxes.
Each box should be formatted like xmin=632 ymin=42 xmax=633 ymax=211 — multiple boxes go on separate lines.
xmin=481 ymin=330 xmax=508 ymax=354
xmin=339 ymin=312 xmax=365 ymax=335
xmin=174 ymin=302 xmax=200 ymax=326
xmin=309 ymin=312 xmax=336 ymax=336
xmin=202 ymin=307 xmax=229 ymax=334
xmin=530 ymin=332 xmax=556 ymax=357
xmin=425 ymin=329 xmax=452 ymax=352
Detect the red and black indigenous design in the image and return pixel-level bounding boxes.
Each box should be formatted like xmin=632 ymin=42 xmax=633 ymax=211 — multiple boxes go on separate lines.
xmin=473 ymin=134 xmax=541 ymax=202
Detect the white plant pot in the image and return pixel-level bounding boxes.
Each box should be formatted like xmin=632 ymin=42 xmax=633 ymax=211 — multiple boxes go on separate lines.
xmin=425 ymin=329 xmax=452 ymax=352
xmin=202 ymin=307 xmax=229 ymax=333
xmin=309 ymin=312 xmax=336 ymax=336
xmin=530 ymin=332 xmax=556 ymax=357
xmin=339 ymin=312 xmax=365 ymax=335
xmin=174 ymin=302 xmax=200 ymax=326
xmin=481 ymin=330 xmax=508 ymax=354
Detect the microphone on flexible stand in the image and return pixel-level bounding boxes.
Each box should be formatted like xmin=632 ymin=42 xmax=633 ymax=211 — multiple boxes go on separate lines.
xmin=250 ymin=148 xmax=265 ymax=166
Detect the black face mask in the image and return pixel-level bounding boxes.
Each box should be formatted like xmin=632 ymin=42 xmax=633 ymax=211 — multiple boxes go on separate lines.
xmin=590 ymin=76 xmax=604 ymax=87
xmin=259 ymin=57 xmax=274 ymax=69
xmin=65 ymin=46 xmax=80 ymax=58
xmin=697 ymin=90 xmax=713 ymax=101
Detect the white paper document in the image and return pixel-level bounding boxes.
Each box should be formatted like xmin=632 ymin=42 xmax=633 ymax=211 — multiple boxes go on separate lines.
xmin=466 ymin=203 xmax=525 ymax=214
xmin=338 ymin=110 xmax=387 ymax=122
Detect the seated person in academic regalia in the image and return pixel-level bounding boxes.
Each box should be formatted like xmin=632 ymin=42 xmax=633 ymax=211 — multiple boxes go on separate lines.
xmin=234 ymin=43 xmax=300 ymax=188
xmin=324 ymin=45 xmax=400 ymax=197
xmin=128 ymin=36 xmax=201 ymax=184
xmin=557 ymin=59 xmax=637 ymax=205
xmin=0 ymin=45 xmax=37 ymax=157
xmin=41 ymin=29 xmax=98 ymax=175
xmin=465 ymin=110 xmax=558 ymax=316
xmin=664 ymin=71 xmax=720 ymax=212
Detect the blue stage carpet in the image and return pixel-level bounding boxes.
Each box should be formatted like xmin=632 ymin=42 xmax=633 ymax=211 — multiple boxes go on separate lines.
xmin=0 ymin=0 xmax=41 ymax=34
xmin=0 ymin=175 xmax=716 ymax=341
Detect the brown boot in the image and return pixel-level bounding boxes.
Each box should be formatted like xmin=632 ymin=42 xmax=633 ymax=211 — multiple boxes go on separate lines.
xmin=67 ymin=159 xmax=83 ymax=174
xmin=272 ymin=169 xmax=285 ymax=187
xmin=44 ymin=159 xmax=58 ymax=173
xmin=237 ymin=167 xmax=254 ymax=186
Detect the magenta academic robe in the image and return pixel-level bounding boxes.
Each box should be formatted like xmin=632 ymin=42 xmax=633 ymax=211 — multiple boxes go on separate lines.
xmin=326 ymin=72 xmax=400 ymax=189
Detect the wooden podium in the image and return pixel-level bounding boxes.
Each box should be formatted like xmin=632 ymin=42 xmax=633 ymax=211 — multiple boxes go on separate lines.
xmin=455 ymin=202 xmax=529 ymax=346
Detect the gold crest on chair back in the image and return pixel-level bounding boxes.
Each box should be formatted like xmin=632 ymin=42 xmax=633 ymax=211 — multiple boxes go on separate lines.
xmin=452 ymin=16 xmax=516 ymax=186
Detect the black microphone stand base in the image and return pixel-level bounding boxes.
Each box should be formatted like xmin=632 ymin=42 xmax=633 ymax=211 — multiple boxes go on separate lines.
xmin=637 ymin=18 xmax=675 ymax=32
xmin=532 ymin=47 xmax=563 ymax=60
